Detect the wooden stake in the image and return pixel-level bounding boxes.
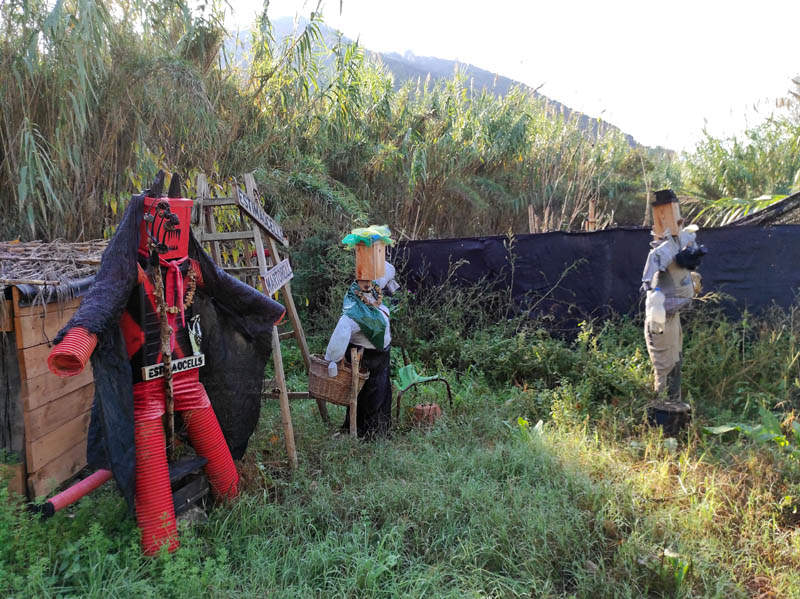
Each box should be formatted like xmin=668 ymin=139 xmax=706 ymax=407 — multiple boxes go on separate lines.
xmin=588 ymin=198 xmax=597 ymax=231
xmin=271 ymin=326 xmax=297 ymax=469
xmin=527 ymin=204 xmax=535 ymax=234
xmin=349 ymin=348 xmax=360 ymax=438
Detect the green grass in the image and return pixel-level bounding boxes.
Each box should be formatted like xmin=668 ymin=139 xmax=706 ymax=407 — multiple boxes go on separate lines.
xmin=2 ymin=315 xmax=800 ymax=598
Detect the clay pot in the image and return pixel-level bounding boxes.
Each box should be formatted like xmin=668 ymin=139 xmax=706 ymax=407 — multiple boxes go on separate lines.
xmin=412 ymin=403 xmax=442 ymax=425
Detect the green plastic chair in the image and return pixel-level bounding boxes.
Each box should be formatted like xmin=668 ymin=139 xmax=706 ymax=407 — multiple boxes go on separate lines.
xmin=394 ymin=363 xmax=453 ymax=420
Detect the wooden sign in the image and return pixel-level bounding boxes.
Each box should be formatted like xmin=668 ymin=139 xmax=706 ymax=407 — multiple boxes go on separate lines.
xmin=263 ymin=258 xmax=293 ymax=295
xmin=235 ymin=187 xmax=288 ymax=247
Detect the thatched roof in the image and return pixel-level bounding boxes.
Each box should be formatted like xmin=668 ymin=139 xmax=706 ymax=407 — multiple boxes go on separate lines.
xmin=0 ymin=240 xmax=106 ymax=306
xmin=730 ymin=191 xmax=800 ymax=226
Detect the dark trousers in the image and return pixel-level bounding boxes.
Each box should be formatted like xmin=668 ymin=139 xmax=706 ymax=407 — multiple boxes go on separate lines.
xmin=343 ymin=344 xmax=392 ymax=439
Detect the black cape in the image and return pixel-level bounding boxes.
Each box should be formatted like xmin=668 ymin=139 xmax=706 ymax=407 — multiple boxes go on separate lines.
xmin=55 ymin=193 xmax=285 ymax=509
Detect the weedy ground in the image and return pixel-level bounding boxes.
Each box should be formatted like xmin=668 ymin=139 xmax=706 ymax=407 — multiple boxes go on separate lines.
xmin=2 ymin=310 xmax=800 ymax=598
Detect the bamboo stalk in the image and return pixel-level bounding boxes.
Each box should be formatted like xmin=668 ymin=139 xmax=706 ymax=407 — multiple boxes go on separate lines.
xmin=0 ymin=278 xmax=60 ymax=286
xmin=0 ymin=254 xmax=101 ymax=264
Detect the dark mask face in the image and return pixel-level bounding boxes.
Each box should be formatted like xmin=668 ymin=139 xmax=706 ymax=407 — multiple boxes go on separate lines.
xmin=139 ymin=197 xmax=193 ymax=260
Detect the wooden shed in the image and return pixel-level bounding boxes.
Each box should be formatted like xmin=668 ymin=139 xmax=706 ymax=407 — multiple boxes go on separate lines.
xmin=1 ymin=241 xmax=105 ymax=499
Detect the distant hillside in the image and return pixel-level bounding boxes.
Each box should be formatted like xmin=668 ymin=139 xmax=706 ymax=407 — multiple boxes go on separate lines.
xmin=246 ymin=17 xmax=639 ymax=147
xmin=375 ymin=50 xmax=637 ymax=147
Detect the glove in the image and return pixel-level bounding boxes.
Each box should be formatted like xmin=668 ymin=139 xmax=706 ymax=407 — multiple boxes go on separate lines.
xmin=47 ymin=327 xmax=97 ymax=377
xmin=675 ymin=245 xmax=707 ymax=270
xmin=327 ymin=361 xmax=338 ymax=378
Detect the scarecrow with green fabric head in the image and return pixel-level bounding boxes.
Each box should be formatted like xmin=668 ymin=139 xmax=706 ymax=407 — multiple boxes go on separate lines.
xmin=325 ymin=226 xmax=396 ymax=438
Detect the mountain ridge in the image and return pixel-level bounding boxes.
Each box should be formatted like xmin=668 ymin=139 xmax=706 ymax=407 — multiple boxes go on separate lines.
xmin=248 ymin=16 xmax=646 ymax=149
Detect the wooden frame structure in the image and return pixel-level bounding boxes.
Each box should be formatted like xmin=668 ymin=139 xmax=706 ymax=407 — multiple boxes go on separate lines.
xmin=1 ymin=292 xmax=93 ymax=498
xmin=194 ymin=173 xmax=330 ymax=468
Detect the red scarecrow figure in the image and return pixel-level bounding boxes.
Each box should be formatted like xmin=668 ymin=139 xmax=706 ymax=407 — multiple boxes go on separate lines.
xmin=46 ymin=172 xmax=284 ymax=555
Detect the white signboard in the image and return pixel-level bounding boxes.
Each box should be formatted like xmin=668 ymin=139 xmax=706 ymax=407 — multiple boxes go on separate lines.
xmin=263 ymin=258 xmax=293 ymax=295
xmin=236 ymin=187 xmax=288 ymax=247
xmin=141 ymin=354 xmax=205 ymax=381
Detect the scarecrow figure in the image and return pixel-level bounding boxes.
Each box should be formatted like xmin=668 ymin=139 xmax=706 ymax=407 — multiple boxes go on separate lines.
xmin=641 ymin=189 xmax=706 ymax=405
xmin=46 ymin=171 xmax=284 ymax=555
xmin=325 ymin=226 xmax=395 ymax=439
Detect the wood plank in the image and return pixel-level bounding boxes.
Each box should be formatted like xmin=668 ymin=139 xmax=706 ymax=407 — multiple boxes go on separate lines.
xmin=1 ymin=299 xmax=12 ymax=332
xmin=27 ymin=439 xmax=87 ymax=498
xmin=1 ymin=463 xmax=26 ymax=498
xmin=14 ymin=305 xmax=79 ymax=350
xmin=15 ymin=296 xmax=81 ymax=317
xmin=26 ymin=410 xmax=91 ymax=473
xmin=263 ymin=258 xmax=294 ymax=296
xmin=199 ymin=198 xmax=237 ymax=207
xmin=264 ymin=391 xmax=310 ymax=400
xmin=201 ymin=231 xmax=255 ymax=242
xmin=21 ymin=366 xmax=94 ymax=412
xmin=24 ymin=383 xmax=94 ymax=442
xmin=241 ymin=175 xmax=288 ymax=247
xmin=19 ymin=341 xmax=56 ymax=380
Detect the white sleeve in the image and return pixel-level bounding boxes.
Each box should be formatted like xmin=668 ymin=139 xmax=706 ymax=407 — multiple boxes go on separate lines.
xmin=641 ymin=239 xmax=678 ymax=286
xmin=324 ymin=316 xmax=359 ymax=364
xmin=379 ymin=305 xmax=391 ymax=348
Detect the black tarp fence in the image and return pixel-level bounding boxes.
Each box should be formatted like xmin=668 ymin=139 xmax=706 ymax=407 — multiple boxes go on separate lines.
xmin=392 ymin=225 xmax=800 ymax=331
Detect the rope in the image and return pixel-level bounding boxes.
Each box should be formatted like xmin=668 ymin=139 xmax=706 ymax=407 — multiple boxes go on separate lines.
xmin=149 ymin=263 xmax=176 ymax=461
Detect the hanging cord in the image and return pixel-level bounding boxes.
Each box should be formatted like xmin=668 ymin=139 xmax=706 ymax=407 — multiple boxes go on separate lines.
xmin=150 ymin=262 xmax=176 ymax=460
xmin=145 ymin=199 xmax=180 ymax=460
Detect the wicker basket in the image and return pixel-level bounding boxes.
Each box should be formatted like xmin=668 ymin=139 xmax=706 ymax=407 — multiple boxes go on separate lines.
xmin=309 ymin=354 xmax=369 ymax=406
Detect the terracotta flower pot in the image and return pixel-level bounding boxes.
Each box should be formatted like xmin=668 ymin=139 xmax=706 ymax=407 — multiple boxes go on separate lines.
xmin=412 ymin=403 xmax=442 ymax=425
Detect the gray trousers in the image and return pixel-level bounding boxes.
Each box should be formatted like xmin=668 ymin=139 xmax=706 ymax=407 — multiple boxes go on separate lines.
xmin=644 ymin=313 xmax=682 ymax=402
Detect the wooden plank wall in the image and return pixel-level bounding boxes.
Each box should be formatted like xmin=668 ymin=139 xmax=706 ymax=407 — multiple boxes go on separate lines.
xmin=10 ymin=292 xmax=93 ymax=498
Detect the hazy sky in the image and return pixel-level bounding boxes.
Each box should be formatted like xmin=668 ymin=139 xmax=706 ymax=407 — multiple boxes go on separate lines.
xmin=227 ymin=0 xmax=800 ymax=152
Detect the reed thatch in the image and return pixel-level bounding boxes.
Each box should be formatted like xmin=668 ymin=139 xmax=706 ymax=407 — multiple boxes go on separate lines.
xmin=0 ymin=240 xmax=107 ymax=326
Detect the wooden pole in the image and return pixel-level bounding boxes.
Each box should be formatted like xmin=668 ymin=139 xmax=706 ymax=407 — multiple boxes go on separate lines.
xmin=349 ymin=348 xmax=360 ymax=438
xmin=640 ymin=154 xmax=651 ymax=227
xmin=271 ymin=326 xmax=297 ymax=469
xmin=588 ymin=198 xmax=597 ymax=231
xmin=196 ymin=174 xmax=222 ymax=265
xmin=527 ymin=204 xmax=535 ymax=234
xmin=266 ymin=235 xmax=329 ymax=423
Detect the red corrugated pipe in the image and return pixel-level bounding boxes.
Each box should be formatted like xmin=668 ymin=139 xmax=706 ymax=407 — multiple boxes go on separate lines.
xmin=47 ymin=326 xmax=97 ymax=377
xmin=135 ymin=418 xmax=179 ymax=555
xmin=183 ymin=407 xmax=239 ymax=499
xmin=32 ymin=469 xmax=113 ymax=518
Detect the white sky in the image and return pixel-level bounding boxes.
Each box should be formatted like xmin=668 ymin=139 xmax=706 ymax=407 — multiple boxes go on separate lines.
xmin=226 ymin=0 xmax=800 ymax=152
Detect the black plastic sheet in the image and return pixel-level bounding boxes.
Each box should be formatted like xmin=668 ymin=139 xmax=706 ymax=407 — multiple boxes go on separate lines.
xmin=393 ymin=225 xmax=800 ymax=331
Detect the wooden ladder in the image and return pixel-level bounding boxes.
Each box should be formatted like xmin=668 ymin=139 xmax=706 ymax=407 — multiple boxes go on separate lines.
xmin=193 ymin=173 xmax=329 ymax=469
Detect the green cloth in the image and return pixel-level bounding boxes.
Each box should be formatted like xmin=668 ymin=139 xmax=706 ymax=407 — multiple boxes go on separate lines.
xmin=343 ymin=282 xmax=387 ymax=349
xmin=341 ymin=225 xmax=394 ymax=248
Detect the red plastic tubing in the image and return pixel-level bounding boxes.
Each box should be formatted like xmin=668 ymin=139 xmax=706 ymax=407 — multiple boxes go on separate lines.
xmin=46 ymin=469 xmax=113 ymax=512
xmin=135 ymin=418 xmax=179 ymax=555
xmin=47 ymin=326 xmax=97 ymax=377
xmin=183 ymin=407 xmax=239 ymax=499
